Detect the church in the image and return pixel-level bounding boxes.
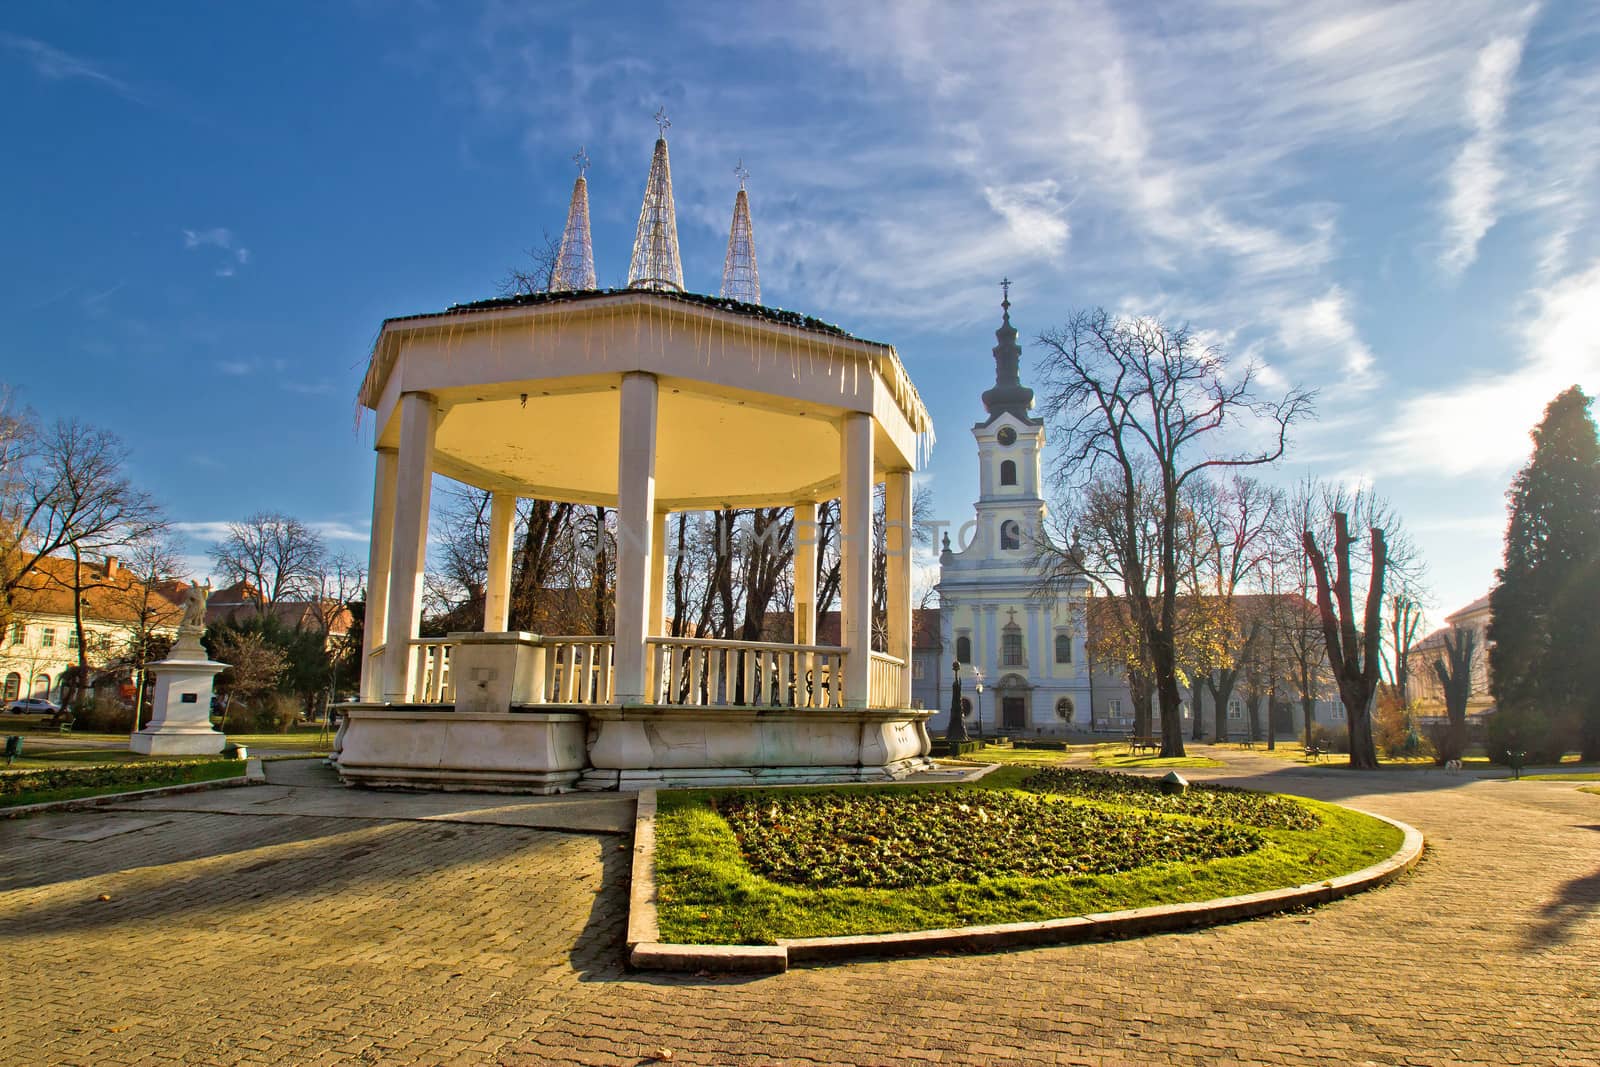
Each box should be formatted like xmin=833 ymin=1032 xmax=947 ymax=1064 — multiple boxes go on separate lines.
xmin=912 ymin=293 xmax=1100 ymax=737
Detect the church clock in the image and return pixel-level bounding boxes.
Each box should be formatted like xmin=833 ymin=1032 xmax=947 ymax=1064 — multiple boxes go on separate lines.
xmin=996 ymin=426 xmax=1016 ymax=446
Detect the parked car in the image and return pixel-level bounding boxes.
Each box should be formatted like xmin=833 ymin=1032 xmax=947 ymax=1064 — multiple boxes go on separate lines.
xmin=7 ymin=697 xmax=61 ymax=715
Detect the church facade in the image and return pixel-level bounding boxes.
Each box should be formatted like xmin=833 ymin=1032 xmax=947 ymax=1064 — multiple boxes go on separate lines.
xmin=925 ymin=295 xmax=1096 ymax=737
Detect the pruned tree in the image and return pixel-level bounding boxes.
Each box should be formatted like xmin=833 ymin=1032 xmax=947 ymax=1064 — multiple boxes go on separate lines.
xmin=1431 ymin=626 xmax=1479 ymax=764
xmin=1385 ymin=593 xmax=1425 ymax=706
xmin=1303 ymin=511 xmax=1387 ymax=769
xmin=211 ymin=512 xmax=327 ymax=613
xmin=1035 ymin=309 xmax=1312 ymax=756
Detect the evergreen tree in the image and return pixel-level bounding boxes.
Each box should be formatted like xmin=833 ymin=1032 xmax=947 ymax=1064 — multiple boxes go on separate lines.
xmin=1489 ymin=386 xmax=1600 ymax=763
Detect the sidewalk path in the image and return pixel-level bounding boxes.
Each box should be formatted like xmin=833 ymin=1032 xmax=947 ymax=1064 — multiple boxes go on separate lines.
xmin=2 ymin=751 xmax=1596 ymax=1065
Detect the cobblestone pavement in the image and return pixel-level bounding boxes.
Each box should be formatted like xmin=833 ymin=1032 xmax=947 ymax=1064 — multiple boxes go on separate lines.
xmin=3 ymin=755 xmax=1597 ymax=1066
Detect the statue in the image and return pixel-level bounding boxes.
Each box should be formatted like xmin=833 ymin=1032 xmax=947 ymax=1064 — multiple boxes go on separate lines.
xmin=180 ymin=581 xmax=211 ymax=631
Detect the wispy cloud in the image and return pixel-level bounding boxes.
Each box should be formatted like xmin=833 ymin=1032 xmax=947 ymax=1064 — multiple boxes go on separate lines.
xmin=1439 ymin=12 xmax=1537 ymax=275
xmin=1378 ymin=258 xmax=1600 ymax=477
xmin=182 ymin=227 xmax=250 ymax=278
xmin=0 ymin=33 xmax=142 ymax=102
xmin=1275 ymin=286 xmax=1377 ymax=386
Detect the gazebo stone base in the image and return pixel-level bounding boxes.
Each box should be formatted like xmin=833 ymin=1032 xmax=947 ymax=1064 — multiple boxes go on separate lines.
xmin=335 ymin=707 xmax=588 ymax=794
xmin=581 ymin=705 xmax=935 ymax=792
xmin=333 ymin=703 xmax=935 ymax=794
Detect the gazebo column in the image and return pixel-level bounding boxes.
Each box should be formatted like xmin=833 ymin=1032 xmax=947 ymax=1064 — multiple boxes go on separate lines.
xmin=382 ymin=392 xmax=437 ymax=703
xmin=648 ymin=510 xmax=667 ymax=638
xmin=793 ymin=500 xmax=818 ymax=645
xmin=885 ymin=469 xmax=914 ymax=707
xmin=484 ymin=491 xmax=516 ymax=632
xmin=360 ymin=447 xmax=397 ymax=702
xmin=613 ymin=372 xmax=658 ymax=704
xmin=839 ymin=413 xmax=874 ymax=707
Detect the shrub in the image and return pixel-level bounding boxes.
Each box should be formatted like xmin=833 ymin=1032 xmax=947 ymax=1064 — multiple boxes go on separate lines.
xmin=1374 ymin=699 xmax=1433 ymax=760
xmin=1485 ymin=705 xmax=1573 ymax=766
xmin=1020 ymin=768 xmax=1320 ymax=831
xmin=73 ymin=697 xmax=136 ymax=733
xmin=1308 ymin=722 xmax=1349 ymax=754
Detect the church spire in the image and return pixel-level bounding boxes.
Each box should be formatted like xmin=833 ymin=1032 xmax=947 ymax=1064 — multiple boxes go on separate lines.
xmin=550 ymin=147 xmax=596 ymax=291
xmin=719 ymin=161 xmax=761 ymax=305
xmin=980 ymin=277 xmax=1035 ymax=422
xmin=627 ymin=109 xmax=685 ymax=292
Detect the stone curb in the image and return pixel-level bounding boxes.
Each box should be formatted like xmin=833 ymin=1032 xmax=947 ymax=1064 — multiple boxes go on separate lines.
xmin=1 ymin=758 xmax=264 ymax=819
xmin=625 ymin=790 xmax=1423 ymax=974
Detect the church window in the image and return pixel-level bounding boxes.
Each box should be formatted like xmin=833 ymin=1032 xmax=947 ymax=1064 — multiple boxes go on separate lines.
xmin=955 ymin=634 xmax=972 ymax=664
xmin=1054 ymin=633 xmax=1072 ymax=663
xmin=2 ymin=673 xmax=18 ymax=701
xmin=1002 ymin=629 xmax=1024 ymax=666
xmin=1000 ymin=520 xmax=1021 ymax=550
xmin=1055 ymin=697 xmax=1074 ymax=721
xmin=1000 ymin=460 xmax=1017 ymax=486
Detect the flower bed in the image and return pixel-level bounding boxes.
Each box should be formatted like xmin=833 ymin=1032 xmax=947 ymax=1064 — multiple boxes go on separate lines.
xmin=1021 ymin=767 xmax=1320 ymax=830
xmin=1 ymin=759 xmax=245 ymax=805
xmin=717 ymin=791 xmax=1263 ymax=890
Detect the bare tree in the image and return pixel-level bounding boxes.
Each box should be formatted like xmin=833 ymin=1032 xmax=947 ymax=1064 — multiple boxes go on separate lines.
xmin=211 ymin=512 xmax=327 ymax=613
xmin=101 ymin=534 xmax=185 ymax=726
xmin=1385 ymin=593 xmax=1425 ymax=706
xmin=1431 ymin=626 xmax=1479 ymax=764
xmin=1035 ymin=309 xmax=1313 ymax=756
xmin=499 ymin=230 xmax=563 ymax=296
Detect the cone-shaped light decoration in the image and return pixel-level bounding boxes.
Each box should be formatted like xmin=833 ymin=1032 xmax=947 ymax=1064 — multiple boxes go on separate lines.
xmin=719 ymin=162 xmax=761 ymax=305
xmin=627 ymin=110 xmax=684 ymax=292
xmin=550 ymin=148 xmax=597 ymax=291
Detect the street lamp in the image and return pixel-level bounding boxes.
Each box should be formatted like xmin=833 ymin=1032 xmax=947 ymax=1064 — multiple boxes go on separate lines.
xmin=975 ymin=676 xmax=985 ymax=744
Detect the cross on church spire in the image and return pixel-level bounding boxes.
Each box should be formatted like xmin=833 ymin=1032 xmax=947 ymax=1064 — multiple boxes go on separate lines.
xmin=654 ymin=107 xmax=671 ymax=137
xmin=1000 ymin=277 xmax=1011 ymax=309
xmin=572 ymin=145 xmax=590 ymax=177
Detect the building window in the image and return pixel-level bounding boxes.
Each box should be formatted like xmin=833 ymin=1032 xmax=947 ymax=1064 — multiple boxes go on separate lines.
xmin=8 ymin=623 xmax=22 ymax=645
xmin=2 ymin=673 xmax=18 ymax=701
xmin=1002 ymin=629 xmax=1024 ymax=667
xmin=32 ymin=675 xmax=49 ymax=699
xmin=1000 ymin=460 xmax=1017 ymax=486
xmin=40 ymin=628 xmax=55 ymax=648
xmin=955 ymin=634 xmax=972 ymax=664
xmin=1228 ymin=699 xmax=1243 ymax=719
xmin=67 ymin=630 xmax=80 ymax=650
xmin=1055 ymin=697 xmax=1074 ymax=721
xmin=1109 ymin=698 xmax=1122 ymax=716
xmin=1054 ymin=633 xmax=1072 ymax=664
xmin=913 ymin=657 xmax=926 ymax=680
xmin=1000 ymin=520 xmax=1021 ymax=550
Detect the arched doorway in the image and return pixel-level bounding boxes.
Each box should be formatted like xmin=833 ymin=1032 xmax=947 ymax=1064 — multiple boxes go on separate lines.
xmin=996 ymin=673 xmax=1030 ymax=730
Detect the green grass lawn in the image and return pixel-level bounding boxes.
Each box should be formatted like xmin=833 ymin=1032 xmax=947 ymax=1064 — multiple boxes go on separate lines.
xmin=1579 ymin=786 xmax=1600 ymax=797
xmin=652 ymin=765 xmax=1402 ymax=945
xmin=1 ymin=759 xmax=246 ymax=808
xmin=1090 ymin=743 xmax=1224 ymax=769
xmin=1504 ymin=771 xmax=1600 ymax=782
xmin=954 ymin=743 xmax=1087 ymax=765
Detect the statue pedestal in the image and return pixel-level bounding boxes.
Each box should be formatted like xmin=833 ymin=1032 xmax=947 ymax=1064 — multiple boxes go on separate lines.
xmin=131 ymin=638 xmax=227 ymax=756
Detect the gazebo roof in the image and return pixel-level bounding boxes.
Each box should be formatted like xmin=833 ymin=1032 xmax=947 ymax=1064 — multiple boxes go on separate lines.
xmin=386 ymin=287 xmax=884 ymax=348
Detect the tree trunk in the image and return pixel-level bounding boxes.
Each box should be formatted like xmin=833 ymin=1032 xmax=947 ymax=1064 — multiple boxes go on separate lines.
xmin=1190 ymin=678 xmax=1205 ymax=741
xmin=1150 ymin=630 xmax=1187 ymax=757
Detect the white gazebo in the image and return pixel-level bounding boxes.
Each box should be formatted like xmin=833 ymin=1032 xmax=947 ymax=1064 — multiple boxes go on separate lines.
xmin=335 ymin=286 xmax=935 ymax=790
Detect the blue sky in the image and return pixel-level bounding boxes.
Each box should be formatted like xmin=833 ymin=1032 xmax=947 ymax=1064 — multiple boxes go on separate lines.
xmin=4 ymin=2 xmax=1598 ymax=623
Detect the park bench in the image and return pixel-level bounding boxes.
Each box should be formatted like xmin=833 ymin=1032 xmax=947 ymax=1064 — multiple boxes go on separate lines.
xmin=1304 ymin=743 xmax=1324 ymax=762
xmin=1126 ymin=734 xmax=1161 ymax=755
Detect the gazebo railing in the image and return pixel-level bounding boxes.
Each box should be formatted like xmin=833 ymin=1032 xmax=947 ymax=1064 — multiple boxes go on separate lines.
xmin=543 ymin=637 xmax=615 ymax=705
xmin=868 ymin=651 xmax=907 ymax=710
xmin=409 ymin=638 xmax=454 ymax=704
xmin=648 ymin=636 xmax=844 ymax=709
